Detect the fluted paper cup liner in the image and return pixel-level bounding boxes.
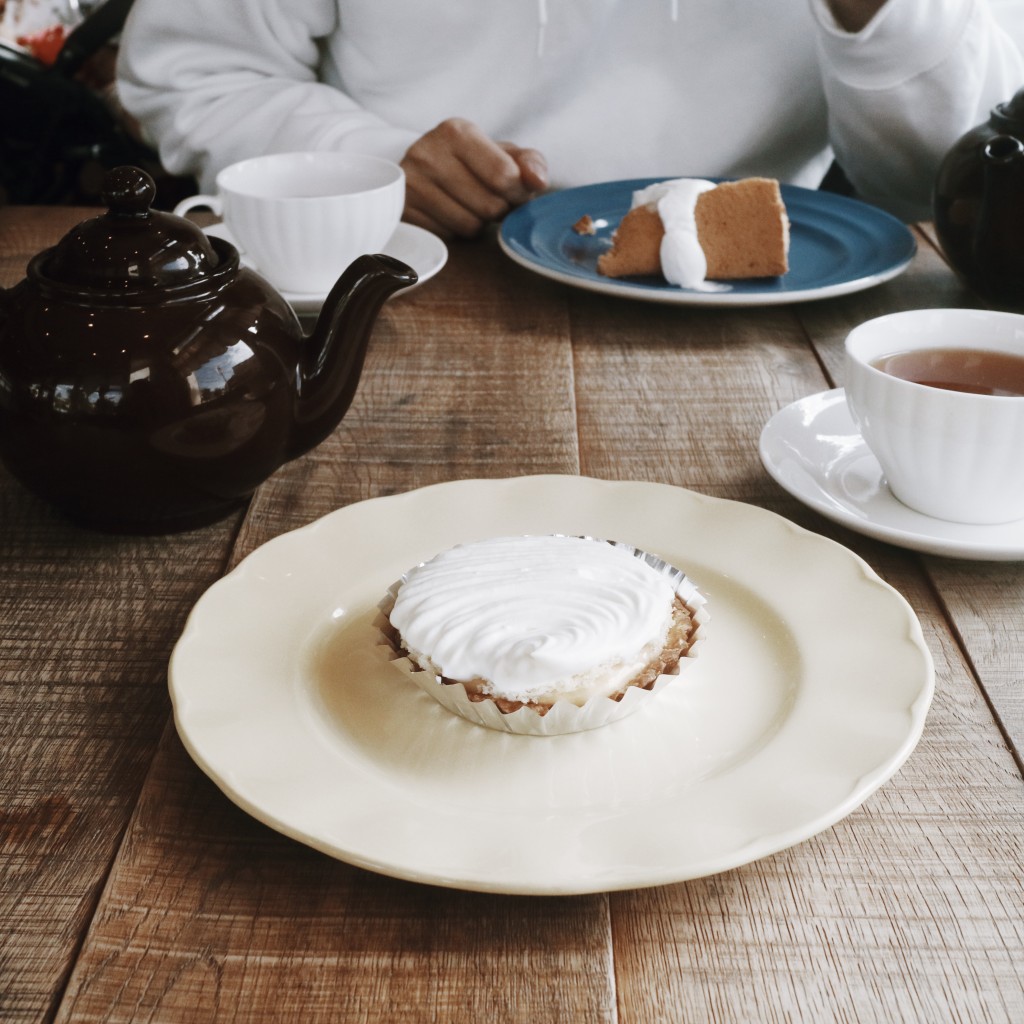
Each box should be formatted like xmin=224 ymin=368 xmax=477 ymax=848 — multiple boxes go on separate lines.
xmin=375 ymin=538 xmax=709 ymax=736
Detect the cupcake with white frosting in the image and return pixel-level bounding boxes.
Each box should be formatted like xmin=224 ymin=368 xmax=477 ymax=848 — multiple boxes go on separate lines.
xmin=378 ymin=534 xmax=708 ymax=735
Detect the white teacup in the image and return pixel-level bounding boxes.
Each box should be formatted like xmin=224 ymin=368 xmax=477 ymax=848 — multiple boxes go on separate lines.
xmin=844 ymin=308 xmax=1024 ymax=525
xmin=174 ymin=152 xmax=404 ymax=294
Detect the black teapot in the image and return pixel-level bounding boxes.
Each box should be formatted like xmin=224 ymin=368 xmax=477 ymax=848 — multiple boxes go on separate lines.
xmin=0 ymin=167 xmax=416 ymax=532
xmin=934 ymin=87 xmax=1024 ymax=304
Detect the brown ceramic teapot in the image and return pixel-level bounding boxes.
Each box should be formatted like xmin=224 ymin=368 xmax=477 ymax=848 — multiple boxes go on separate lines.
xmin=933 ymin=87 xmax=1024 ymax=305
xmin=0 ymin=166 xmax=417 ymax=532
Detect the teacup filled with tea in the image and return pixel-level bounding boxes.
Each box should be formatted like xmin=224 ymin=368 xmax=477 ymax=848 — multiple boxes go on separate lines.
xmin=844 ymin=308 xmax=1024 ymax=524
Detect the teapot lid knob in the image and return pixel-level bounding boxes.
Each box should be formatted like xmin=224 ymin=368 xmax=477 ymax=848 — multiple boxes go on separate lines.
xmin=992 ymin=85 xmax=1024 ymax=133
xmin=102 ymin=166 xmax=158 ymax=218
xmin=39 ymin=165 xmax=234 ymax=294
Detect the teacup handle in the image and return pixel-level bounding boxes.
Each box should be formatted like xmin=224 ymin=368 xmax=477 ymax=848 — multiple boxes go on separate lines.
xmin=173 ymin=194 xmax=223 ymax=218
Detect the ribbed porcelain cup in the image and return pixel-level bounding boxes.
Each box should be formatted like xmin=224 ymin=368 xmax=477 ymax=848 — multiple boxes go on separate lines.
xmin=174 ymin=152 xmax=404 ymax=294
xmin=844 ymin=308 xmax=1024 ymax=525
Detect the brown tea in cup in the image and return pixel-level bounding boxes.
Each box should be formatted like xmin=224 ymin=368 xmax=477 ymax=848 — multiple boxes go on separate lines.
xmin=871 ymin=347 xmax=1024 ymax=397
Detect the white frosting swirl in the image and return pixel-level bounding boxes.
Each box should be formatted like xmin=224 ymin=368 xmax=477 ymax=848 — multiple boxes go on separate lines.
xmin=389 ymin=535 xmax=676 ymax=704
xmin=631 ymin=178 xmax=716 ymax=288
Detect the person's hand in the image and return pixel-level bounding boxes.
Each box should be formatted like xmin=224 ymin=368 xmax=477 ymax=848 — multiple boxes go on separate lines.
xmin=400 ymin=118 xmax=549 ymax=238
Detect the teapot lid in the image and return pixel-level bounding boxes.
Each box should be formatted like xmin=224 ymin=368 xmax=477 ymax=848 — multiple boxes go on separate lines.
xmin=992 ymin=86 xmax=1024 ymax=132
xmin=41 ymin=166 xmax=229 ymax=293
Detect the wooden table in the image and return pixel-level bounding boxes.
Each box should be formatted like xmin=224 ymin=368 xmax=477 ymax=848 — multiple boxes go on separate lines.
xmin=2 ymin=205 xmax=1022 ymax=1024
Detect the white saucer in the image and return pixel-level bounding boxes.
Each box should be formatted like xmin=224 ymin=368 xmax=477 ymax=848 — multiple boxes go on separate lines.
xmin=759 ymin=389 xmax=1024 ymax=561
xmin=203 ymin=222 xmax=447 ymax=316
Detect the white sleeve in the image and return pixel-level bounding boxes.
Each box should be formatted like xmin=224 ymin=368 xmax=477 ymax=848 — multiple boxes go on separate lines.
xmin=116 ymin=0 xmax=418 ymax=191
xmin=810 ymin=0 xmax=1024 ymax=220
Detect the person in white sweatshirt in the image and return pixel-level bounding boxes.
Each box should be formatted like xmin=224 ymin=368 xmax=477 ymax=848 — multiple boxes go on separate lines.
xmin=116 ymin=0 xmax=1024 ymax=237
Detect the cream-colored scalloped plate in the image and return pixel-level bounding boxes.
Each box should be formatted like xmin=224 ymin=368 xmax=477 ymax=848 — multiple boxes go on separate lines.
xmin=169 ymin=476 xmax=933 ymax=895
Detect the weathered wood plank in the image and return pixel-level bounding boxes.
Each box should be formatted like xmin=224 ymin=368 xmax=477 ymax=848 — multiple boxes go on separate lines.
xmin=52 ymin=239 xmax=615 ymax=1023
xmin=568 ymin=293 xmax=826 ymax=502
xmin=0 ymin=510 xmax=240 ymax=1024
xmin=3 ymin=206 xmax=1021 ymax=1024
xmin=54 ymin=723 xmax=617 ymax=1024
xmin=612 ymin=562 xmax=1024 ymax=1023
xmin=565 ymin=247 xmax=1024 ymax=1020
xmin=0 ymin=209 xmax=243 ymax=1024
xmin=795 ymin=228 xmax=1024 ymax=766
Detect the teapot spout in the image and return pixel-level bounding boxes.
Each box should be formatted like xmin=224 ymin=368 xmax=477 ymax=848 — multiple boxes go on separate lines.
xmin=289 ymin=253 xmax=417 ymax=459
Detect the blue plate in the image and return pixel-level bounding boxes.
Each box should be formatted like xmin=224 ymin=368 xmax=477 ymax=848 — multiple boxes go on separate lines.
xmin=499 ymin=178 xmax=917 ymax=306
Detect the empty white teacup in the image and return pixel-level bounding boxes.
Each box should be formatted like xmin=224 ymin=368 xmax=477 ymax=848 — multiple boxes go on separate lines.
xmin=174 ymin=151 xmax=404 ymax=294
xmin=844 ymin=308 xmax=1024 ymax=525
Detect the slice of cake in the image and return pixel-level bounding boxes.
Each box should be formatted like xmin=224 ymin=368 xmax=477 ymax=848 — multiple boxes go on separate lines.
xmin=383 ymin=535 xmax=706 ymax=729
xmin=596 ymin=177 xmax=790 ymax=286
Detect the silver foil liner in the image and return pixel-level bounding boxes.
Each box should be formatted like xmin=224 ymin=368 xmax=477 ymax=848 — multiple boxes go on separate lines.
xmin=375 ymin=536 xmax=709 ymax=736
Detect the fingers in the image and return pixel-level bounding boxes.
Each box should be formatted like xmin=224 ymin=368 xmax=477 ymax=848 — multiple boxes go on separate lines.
xmin=402 ymin=119 xmax=519 ymax=236
xmin=401 ymin=118 xmax=547 ymax=238
xmin=500 ymin=144 xmax=549 ymax=197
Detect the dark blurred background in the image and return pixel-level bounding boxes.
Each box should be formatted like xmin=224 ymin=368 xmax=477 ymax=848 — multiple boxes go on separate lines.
xmin=0 ymin=0 xmax=195 ymax=208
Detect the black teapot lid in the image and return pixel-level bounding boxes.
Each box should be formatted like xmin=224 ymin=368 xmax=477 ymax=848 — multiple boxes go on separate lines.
xmin=41 ymin=166 xmax=231 ymax=292
xmin=992 ymin=86 xmax=1024 ymax=133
